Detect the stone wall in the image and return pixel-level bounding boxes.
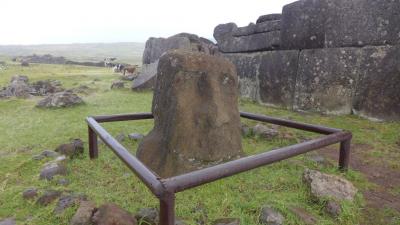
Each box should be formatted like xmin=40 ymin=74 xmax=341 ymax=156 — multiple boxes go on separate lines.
xmin=214 ymin=0 xmax=400 ymax=121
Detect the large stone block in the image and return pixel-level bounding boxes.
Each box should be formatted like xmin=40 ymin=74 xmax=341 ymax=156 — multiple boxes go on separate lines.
xmin=232 ymin=20 xmax=281 ymax=37
xmin=223 ymin=53 xmax=261 ymax=100
xmin=325 ymin=0 xmax=400 ymax=48
xmin=137 ymin=50 xmax=242 ymax=177
xmin=353 ymin=45 xmax=400 ymax=121
xmin=280 ymin=0 xmax=327 ymax=50
xmin=215 ymin=28 xmax=281 ymax=53
xmin=258 ymin=50 xmax=300 ymax=109
xmin=294 ymin=48 xmax=360 ymax=114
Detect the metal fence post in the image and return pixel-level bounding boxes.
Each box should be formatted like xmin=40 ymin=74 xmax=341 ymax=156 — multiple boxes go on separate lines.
xmin=159 ymin=192 xmax=175 ymax=225
xmin=88 ymin=126 xmax=98 ymax=159
xmin=339 ymin=137 xmax=351 ymax=171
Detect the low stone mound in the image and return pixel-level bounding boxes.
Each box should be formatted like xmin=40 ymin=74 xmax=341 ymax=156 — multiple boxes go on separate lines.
xmin=137 ymin=50 xmax=242 ymax=177
xmin=31 ymin=80 xmax=64 ymax=96
xmin=0 ymin=75 xmax=34 ymax=98
xmin=36 ymin=91 xmax=83 ymax=108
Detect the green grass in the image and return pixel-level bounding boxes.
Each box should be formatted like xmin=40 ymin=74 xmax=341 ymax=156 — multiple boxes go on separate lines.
xmin=0 ymin=62 xmax=399 ymax=224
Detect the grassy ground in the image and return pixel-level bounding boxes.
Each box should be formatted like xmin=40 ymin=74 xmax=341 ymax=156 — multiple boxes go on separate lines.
xmin=0 ymin=61 xmax=399 ymax=225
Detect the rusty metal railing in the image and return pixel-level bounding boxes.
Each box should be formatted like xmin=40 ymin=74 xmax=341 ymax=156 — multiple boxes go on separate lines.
xmin=86 ymin=112 xmax=351 ymax=225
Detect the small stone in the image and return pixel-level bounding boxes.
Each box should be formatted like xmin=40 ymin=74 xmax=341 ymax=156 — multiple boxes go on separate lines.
xmin=128 ymin=133 xmax=144 ymax=141
xmin=213 ymin=218 xmax=240 ymax=225
xmin=36 ymin=190 xmax=62 ymax=206
xmin=135 ymin=208 xmax=158 ymax=225
xmin=289 ymin=207 xmax=317 ymax=225
xmin=54 ymin=194 xmax=86 ymax=215
xmin=55 ymin=139 xmax=84 ymax=158
xmin=0 ymin=218 xmax=15 ymax=225
xmin=92 ymin=203 xmax=137 ymax=225
xmin=41 ymin=150 xmax=59 ymax=158
xmin=57 ymin=178 xmax=70 ymax=186
xmin=115 ymin=133 xmax=126 ymax=142
xmin=39 ymin=160 xmax=67 ymax=180
xmin=325 ymin=200 xmax=341 ymax=218
xmin=303 ymin=169 xmax=358 ymax=202
xmin=70 ymin=201 xmax=97 ymax=225
xmin=22 ymin=188 xmax=38 ymax=200
xmin=253 ymin=124 xmax=279 ymax=139
xmin=259 ymin=206 xmax=284 ymax=225
xmin=110 ymin=80 xmax=125 ymax=89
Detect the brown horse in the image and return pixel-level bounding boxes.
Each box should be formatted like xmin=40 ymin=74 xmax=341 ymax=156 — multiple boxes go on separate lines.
xmin=123 ymin=65 xmax=139 ymax=75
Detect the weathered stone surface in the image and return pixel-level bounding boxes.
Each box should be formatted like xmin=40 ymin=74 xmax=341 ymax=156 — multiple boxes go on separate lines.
xmin=39 ymin=156 xmax=67 ymax=180
xmin=303 ymin=169 xmax=357 ymax=201
xmin=280 ymin=0 xmax=326 ymax=50
xmin=223 ymin=53 xmax=261 ymax=100
xmin=70 ymin=201 xmax=96 ymax=225
xmin=36 ymin=190 xmax=62 ymax=206
xmin=258 ymin=50 xmax=299 ymax=108
xmin=54 ymin=194 xmax=86 ymax=215
xmin=0 ymin=218 xmax=15 ymax=225
xmin=256 ymin=14 xmax=282 ymax=24
xmin=110 ymin=80 xmax=125 ymax=89
xmin=0 ymin=75 xmax=34 ymax=98
xmin=325 ymin=200 xmax=341 ymax=218
xmin=241 ymin=124 xmax=252 ymax=137
xmin=137 ymin=50 xmax=242 ymax=177
xmin=55 ymin=139 xmax=84 ymax=158
xmin=259 ymin=206 xmax=284 ymax=225
xmin=22 ymin=188 xmax=38 ymax=200
xmin=132 ymin=61 xmax=158 ymax=90
xmin=353 ymin=45 xmax=400 ymax=121
xmin=213 ymin=218 xmax=240 ymax=225
xmin=135 ymin=208 xmax=158 ymax=225
xmin=294 ymin=48 xmax=359 ymax=114
xmin=92 ymin=203 xmax=137 ymax=225
xmin=253 ymin=124 xmax=278 ymax=140
xmin=324 ymin=0 xmax=400 ymax=48
xmin=233 ymin=20 xmax=281 ymax=37
xmin=36 ymin=91 xmax=83 ymax=108
xmin=216 ymin=28 xmax=281 ymax=53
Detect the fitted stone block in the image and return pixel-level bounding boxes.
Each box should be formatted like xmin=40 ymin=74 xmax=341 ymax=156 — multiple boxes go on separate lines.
xmin=354 ymin=45 xmax=400 ymax=121
xmin=294 ymin=48 xmax=360 ymax=114
xmin=258 ymin=50 xmax=300 ymax=109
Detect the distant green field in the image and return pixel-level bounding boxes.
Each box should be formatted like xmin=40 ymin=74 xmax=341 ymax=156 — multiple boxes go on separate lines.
xmin=0 ymin=42 xmax=145 ymax=65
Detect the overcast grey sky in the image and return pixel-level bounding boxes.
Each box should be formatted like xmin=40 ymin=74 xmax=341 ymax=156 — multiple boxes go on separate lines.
xmin=1 ymin=0 xmax=295 ymax=45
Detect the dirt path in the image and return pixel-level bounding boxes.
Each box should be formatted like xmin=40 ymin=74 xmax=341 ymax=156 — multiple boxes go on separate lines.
xmin=320 ymin=144 xmax=400 ymax=224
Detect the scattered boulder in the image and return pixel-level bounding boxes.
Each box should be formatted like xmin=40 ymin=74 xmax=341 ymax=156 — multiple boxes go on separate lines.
xmin=55 ymin=139 xmax=84 ymax=158
xmin=36 ymin=91 xmax=84 ymax=108
xmin=135 ymin=208 xmax=158 ymax=225
xmin=0 ymin=218 xmax=15 ymax=225
xmin=36 ymin=190 xmax=62 ymax=206
xmin=213 ymin=218 xmax=240 ymax=225
xmin=241 ymin=124 xmax=252 ymax=137
xmin=289 ymin=207 xmax=317 ymax=225
xmin=39 ymin=156 xmax=67 ymax=180
xmin=253 ymin=124 xmax=279 ymax=139
xmin=128 ymin=133 xmax=144 ymax=141
xmin=303 ymin=169 xmax=357 ymax=201
xmin=110 ymin=80 xmax=125 ymax=89
xmin=22 ymin=188 xmax=38 ymax=200
xmin=70 ymin=201 xmax=97 ymax=225
xmin=0 ymin=75 xmax=34 ymax=98
xmin=32 ymin=150 xmax=60 ymax=160
xmin=137 ymin=50 xmax=242 ymax=177
xmin=31 ymin=80 xmax=64 ymax=96
xmin=92 ymin=203 xmax=137 ymax=225
xmin=259 ymin=206 xmax=284 ymax=225
xmin=21 ymin=61 xmax=29 ymax=67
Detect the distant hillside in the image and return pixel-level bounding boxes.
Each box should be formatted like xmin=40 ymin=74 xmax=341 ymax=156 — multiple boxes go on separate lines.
xmin=0 ymin=42 xmax=145 ymax=64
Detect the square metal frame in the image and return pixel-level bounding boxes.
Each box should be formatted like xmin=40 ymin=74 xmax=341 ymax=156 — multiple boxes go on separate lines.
xmin=86 ymin=111 xmax=351 ymax=225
